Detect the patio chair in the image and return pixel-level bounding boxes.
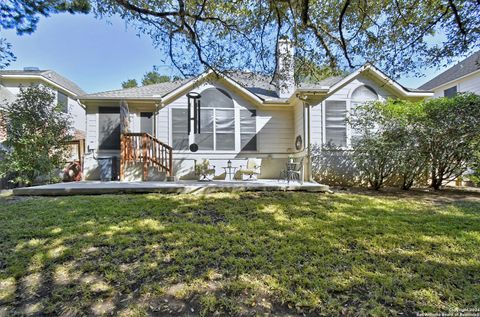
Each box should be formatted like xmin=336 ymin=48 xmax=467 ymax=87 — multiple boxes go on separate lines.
xmin=279 ymin=158 xmax=304 ymax=183
xmin=238 ymin=158 xmax=262 ymax=180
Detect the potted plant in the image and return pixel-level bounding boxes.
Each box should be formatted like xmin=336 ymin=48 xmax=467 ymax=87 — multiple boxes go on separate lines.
xmin=195 ymin=159 xmax=216 ymax=181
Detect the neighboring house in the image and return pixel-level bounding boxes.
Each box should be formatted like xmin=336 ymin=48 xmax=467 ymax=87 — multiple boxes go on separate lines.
xmin=0 ymin=68 xmax=87 ymax=142
xmin=418 ymin=51 xmax=480 ymax=97
xmin=80 ymin=40 xmax=432 ymax=182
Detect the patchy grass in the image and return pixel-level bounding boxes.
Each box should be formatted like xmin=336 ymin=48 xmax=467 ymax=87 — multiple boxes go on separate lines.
xmin=0 ymin=191 xmax=479 ymax=316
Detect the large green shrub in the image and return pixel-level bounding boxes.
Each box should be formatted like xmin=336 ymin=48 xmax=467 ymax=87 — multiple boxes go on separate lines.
xmin=0 ymin=85 xmax=72 ymax=186
xmin=419 ymin=93 xmax=480 ymax=189
xmin=349 ymin=100 xmax=427 ymax=190
xmin=350 ymin=93 xmax=480 ymax=190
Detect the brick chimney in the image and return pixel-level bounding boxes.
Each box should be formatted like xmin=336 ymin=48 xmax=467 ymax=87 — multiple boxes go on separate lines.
xmin=275 ymin=39 xmax=295 ymax=98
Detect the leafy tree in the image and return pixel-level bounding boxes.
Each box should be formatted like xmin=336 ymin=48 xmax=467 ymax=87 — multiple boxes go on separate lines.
xmin=0 ymin=0 xmax=90 ymax=68
xmin=0 ymin=85 xmax=72 ymax=186
xmin=95 ymin=0 xmax=479 ymax=79
xmin=295 ymin=56 xmax=345 ymax=84
xmin=121 ymin=78 xmax=138 ymax=88
xmin=141 ymin=70 xmax=171 ymax=85
xmin=419 ymin=93 xmax=480 ymax=190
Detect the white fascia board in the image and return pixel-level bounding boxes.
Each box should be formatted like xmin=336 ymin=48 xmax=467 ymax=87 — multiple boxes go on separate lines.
xmin=327 ymin=64 xmax=433 ymax=98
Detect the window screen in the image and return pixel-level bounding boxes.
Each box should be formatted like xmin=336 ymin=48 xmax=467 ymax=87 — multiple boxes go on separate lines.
xmin=172 ymin=109 xmax=189 ymax=150
xmin=57 ymin=91 xmax=68 ymax=113
xmin=215 ymin=109 xmax=235 ymax=150
xmin=196 ymin=109 xmax=214 ymax=150
xmin=240 ymin=109 xmax=257 ymax=151
xmin=98 ymin=107 xmax=120 ymax=150
xmin=325 ymin=101 xmax=347 ymax=147
xmin=444 ymin=86 xmax=457 ymax=98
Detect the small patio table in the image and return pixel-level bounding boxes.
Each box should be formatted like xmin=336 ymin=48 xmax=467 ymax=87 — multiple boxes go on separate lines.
xmin=223 ymin=166 xmax=238 ymax=181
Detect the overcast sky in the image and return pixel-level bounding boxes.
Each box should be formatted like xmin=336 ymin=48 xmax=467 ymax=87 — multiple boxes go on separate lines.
xmin=2 ymin=13 xmax=466 ymax=94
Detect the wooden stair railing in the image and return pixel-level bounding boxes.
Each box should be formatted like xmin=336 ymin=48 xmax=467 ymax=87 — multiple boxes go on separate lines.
xmin=120 ymin=132 xmax=173 ymax=181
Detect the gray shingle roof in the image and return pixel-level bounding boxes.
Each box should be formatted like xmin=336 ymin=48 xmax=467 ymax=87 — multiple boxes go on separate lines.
xmin=418 ymin=51 xmax=480 ymax=90
xmin=81 ymin=71 xmax=349 ymax=101
xmin=298 ymin=75 xmax=346 ymax=89
xmin=0 ymin=69 xmax=86 ymax=96
xmin=81 ymin=78 xmax=192 ymax=99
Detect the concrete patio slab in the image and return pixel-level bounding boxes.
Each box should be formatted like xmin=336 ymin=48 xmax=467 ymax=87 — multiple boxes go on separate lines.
xmin=12 ymin=180 xmax=330 ymax=196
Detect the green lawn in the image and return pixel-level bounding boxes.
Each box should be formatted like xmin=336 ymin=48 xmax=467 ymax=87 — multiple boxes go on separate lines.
xmin=0 ymin=191 xmax=479 ymax=316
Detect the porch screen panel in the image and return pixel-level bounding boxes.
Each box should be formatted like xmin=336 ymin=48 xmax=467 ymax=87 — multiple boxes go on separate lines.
xmin=215 ymin=109 xmax=235 ymax=150
xmin=172 ymin=109 xmax=189 ymax=150
xmin=196 ymin=109 xmax=214 ymax=150
xmin=325 ymin=101 xmax=347 ymax=147
xmin=98 ymin=107 xmax=120 ymax=150
xmin=240 ymin=109 xmax=257 ymax=151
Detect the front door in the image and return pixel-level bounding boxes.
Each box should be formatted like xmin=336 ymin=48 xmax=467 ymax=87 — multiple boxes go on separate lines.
xmin=140 ymin=112 xmax=154 ymax=136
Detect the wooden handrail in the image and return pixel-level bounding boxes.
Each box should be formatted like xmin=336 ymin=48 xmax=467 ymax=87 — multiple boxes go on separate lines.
xmin=120 ymin=132 xmax=173 ymax=180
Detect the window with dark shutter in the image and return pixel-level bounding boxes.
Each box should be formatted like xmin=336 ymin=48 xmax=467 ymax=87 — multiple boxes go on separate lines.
xmin=98 ymin=107 xmax=120 ymax=150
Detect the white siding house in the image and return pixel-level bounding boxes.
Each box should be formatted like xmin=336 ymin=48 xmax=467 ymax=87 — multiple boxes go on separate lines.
xmin=419 ymin=51 xmax=480 ymax=97
xmin=80 ymin=54 xmax=432 ymax=182
xmin=0 ymin=69 xmax=87 ymax=138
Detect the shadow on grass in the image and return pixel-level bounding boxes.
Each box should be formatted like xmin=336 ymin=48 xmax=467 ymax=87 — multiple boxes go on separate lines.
xmin=0 ymin=191 xmax=479 ymax=316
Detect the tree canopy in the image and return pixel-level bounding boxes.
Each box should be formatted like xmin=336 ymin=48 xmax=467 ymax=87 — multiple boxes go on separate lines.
xmin=121 ymin=78 xmax=138 ymax=89
xmin=96 ymin=0 xmax=479 ymax=79
xmin=141 ymin=70 xmax=171 ymax=85
xmin=1 ymin=0 xmax=479 ymax=81
xmin=120 ymin=70 xmax=173 ymax=88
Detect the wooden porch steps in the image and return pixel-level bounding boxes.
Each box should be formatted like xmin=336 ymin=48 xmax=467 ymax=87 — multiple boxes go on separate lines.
xmin=120 ymin=132 xmax=173 ymax=181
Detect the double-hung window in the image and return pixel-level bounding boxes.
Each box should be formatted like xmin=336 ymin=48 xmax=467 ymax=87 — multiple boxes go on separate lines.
xmin=325 ymin=100 xmax=347 ymax=148
xmin=57 ymin=91 xmax=68 ymax=113
xmin=324 ymin=85 xmax=379 ymax=148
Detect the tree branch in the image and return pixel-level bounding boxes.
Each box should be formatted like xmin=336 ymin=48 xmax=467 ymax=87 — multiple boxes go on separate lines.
xmin=339 ymin=0 xmax=354 ymax=68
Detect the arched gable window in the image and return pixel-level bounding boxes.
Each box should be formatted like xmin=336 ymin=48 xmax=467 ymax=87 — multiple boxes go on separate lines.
xmin=196 ymin=88 xmax=235 ymax=150
xmin=351 ymin=85 xmax=378 ymax=102
xmin=201 ymin=88 xmax=234 ymax=108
